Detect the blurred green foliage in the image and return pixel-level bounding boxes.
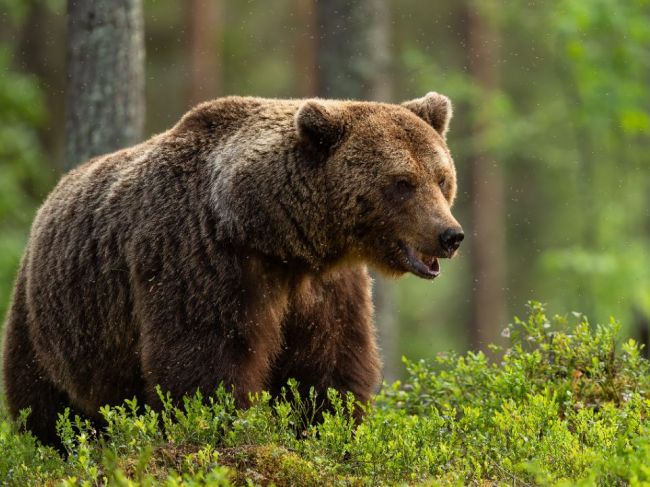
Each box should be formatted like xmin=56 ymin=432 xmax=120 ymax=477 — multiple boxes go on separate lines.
xmin=0 ymin=0 xmax=649 ymax=358
xmin=0 ymin=0 xmax=56 ymax=320
xmin=1 ymin=304 xmax=648 ymax=485
xmin=538 ymin=0 xmax=650 ymax=323
xmin=393 ymin=0 xmax=650 ymax=357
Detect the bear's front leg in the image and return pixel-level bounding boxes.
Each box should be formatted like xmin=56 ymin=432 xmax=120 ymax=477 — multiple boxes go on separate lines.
xmin=132 ymin=249 xmax=287 ymax=408
xmin=271 ymin=265 xmax=382 ymax=419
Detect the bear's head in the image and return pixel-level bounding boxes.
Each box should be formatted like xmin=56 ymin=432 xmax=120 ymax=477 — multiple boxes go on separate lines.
xmin=295 ymin=92 xmax=463 ymax=279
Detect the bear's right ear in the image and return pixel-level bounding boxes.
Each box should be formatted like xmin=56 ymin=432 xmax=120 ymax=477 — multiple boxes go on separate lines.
xmin=295 ymin=101 xmax=345 ymax=163
xmin=402 ymin=92 xmax=453 ymax=138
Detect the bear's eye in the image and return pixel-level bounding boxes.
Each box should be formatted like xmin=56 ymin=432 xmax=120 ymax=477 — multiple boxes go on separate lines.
xmin=394 ymin=179 xmax=416 ymax=197
xmin=439 ymin=177 xmax=447 ymax=192
xmin=383 ymin=176 xmax=417 ymax=203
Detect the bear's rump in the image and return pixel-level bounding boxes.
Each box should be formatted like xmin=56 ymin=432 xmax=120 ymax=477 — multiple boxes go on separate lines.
xmin=24 ymin=226 xmax=144 ymax=415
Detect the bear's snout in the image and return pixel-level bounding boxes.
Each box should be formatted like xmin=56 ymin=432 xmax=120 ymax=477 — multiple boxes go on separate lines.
xmin=439 ymin=227 xmax=464 ymax=256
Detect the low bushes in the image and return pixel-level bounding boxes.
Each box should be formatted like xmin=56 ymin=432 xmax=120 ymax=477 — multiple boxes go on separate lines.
xmin=1 ymin=302 xmax=648 ymax=486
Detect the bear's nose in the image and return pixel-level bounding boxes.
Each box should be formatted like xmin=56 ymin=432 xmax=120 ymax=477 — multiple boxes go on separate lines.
xmin=440 ymin=227 xmax=464 ymax=254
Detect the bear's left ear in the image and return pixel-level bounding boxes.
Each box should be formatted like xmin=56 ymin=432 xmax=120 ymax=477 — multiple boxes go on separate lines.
xmin=295 ymin=101 xmax=345 ymax=163
xmin=402 ymin=92 xmax=453 ymax=138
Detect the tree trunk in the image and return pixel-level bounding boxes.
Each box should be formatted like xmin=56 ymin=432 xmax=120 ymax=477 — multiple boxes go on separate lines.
xmin=65 ymin=0 xmax=145 ymax=170
xmin=464 ymin=2 xmax=507 ymax=351
xmin=295 ymin=0 xmax=317 ymax=97
xmin=313 ymin=0 xmax=398 ymax=380
xmin=19 ymin=2 xmax=66 ymax=164
xmin=187 ymin=0 xmax=222 ymax=106
xmin=633 ymin=307 xmax=650 ymax=360
xmin=314 ymin=0 xmax=391 ymax=100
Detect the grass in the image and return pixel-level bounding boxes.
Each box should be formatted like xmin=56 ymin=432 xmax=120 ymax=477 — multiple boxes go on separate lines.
xmin=1 ymin=302 xmax=649 ymax=486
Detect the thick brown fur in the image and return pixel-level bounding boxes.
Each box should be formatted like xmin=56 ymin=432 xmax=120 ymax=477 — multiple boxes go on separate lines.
xmin=2 ymin=94 xmax=462 ymax=447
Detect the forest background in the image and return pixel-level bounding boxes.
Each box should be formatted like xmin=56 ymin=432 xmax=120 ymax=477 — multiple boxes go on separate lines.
xmin=1 ymin=0 xmax=649 ymax=380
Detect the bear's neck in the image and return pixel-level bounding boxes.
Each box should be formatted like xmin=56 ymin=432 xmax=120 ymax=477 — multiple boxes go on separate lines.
xmin=208 ymin=144 xmax=347 ymax=272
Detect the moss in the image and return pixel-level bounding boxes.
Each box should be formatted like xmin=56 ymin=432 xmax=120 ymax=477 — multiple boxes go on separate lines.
xmin=215 ymin=444 xmax=344 ymax=486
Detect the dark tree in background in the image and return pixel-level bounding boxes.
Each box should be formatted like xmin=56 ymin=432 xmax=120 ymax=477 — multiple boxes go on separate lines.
xmin=313 ymin=0 xmax=398 ymax=379
xmin=295 ymin=0 xmax=317 ymax=97
xmin=463 ymin=2 xmax=507 ymax=351
xmin=314 ymin=0 xmax=391 ymax=101
xmin=65 ymin=0 xmax=145 ymax=170
xmin=187 ymin=0 xmax=223 ymax=105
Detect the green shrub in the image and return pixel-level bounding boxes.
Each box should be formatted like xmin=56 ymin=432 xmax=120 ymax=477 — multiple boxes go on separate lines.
xmin=0 ymin=302 xmax=648 ymax=485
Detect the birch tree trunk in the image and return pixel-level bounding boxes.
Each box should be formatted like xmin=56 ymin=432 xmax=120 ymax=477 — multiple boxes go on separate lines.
xmin=65 ymin=0 xmax=145 ymax=170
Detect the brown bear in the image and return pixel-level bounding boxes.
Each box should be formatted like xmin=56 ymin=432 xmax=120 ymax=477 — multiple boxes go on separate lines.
xmin=2 ymin=93 xmax=463 ymax=447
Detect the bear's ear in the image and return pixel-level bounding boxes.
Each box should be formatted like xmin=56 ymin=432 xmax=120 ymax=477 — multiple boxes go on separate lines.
xmin=295 ymin=101 xmax=345 ymax=163
xmin=402 ymin=92 xmax=453 ymax=138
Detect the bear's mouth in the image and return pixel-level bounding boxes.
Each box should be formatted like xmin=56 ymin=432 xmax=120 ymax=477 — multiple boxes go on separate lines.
xmin=398 ymin=242 xmax=440 ymax=279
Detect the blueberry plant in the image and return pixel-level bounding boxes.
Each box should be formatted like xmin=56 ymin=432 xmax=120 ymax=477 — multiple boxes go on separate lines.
xmin=1 ymin=302 xmax=648 ymax=486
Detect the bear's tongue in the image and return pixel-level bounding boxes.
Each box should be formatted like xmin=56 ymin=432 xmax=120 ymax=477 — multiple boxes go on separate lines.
xmin=402 ymin=244 xmax=440 ymax=279
xmin=424 ymin=255 xmax=440 ymax=274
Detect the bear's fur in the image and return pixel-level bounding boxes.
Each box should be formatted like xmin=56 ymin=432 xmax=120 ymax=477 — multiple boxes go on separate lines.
xmin=2 ymin=93 xmax=462 ymax=447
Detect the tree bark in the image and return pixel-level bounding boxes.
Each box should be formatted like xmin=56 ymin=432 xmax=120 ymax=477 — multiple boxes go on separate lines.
xmin=463 ymin=2 xmax=507 ymax=351
xmin=295 ymin=0 xmax=317 ymax=97
xmin=314 ymin=0 xmax=391 ymax=100
xmin=633 ymin=307 xmax=650 ymax=359
xmin=65 ymin=0 xmax=145 ymax=170
xmin=187 ymin=0 xmax=222 ymax=106
xmin=313 ymin=0 xmax=398 ymax=380
xmin=18 ymin=2 xmax=66 ymax=164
